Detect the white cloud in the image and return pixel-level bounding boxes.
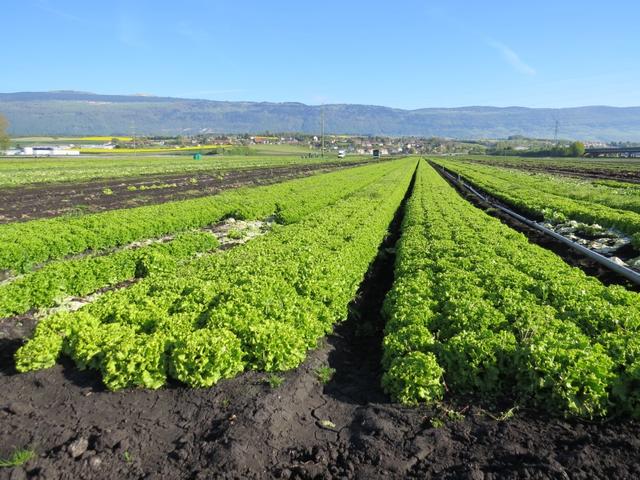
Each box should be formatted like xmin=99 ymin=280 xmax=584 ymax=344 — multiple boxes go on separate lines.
xmin=488 ymin=40 xmax=536 ymax=76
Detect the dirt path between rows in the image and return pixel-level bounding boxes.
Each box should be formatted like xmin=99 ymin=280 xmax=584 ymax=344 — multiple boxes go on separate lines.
xmin=0 ymin=161 xmax=370 ymax=224
xmin=2 ymin=170 xmax=640 ymax=479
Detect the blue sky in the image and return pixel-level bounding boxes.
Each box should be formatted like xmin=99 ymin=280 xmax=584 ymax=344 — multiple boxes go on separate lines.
xmin=2 ymin=0 xmax=639 ymax=109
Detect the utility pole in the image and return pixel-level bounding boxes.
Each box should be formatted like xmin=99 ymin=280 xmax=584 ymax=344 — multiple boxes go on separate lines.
xmin=554 ymin=119 xmax=559 ymax=145
xmin=321 ymin=104 xmax=325 ymax=158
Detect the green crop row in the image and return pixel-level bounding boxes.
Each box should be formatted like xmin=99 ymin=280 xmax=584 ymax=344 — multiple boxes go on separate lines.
xmin=0 ymin=160 xmax=402 ymax=273
xmin=14 ymin=158 xmax=417 ymax=390
xmin=441 ymin=158 xmax=640 ymax=215
xmin=455 ymin=154 xmax=640 ymax=175
xmin=0 ymin=231 xmax=219 ymax=318
xmin=0 ymin=154 xmax=372 ymax=188
xmin=0 ymin=160 xmax=407 ymax=318
xmin=434 ymin=158 xmax=640 ymax=245
xmin=381 ymin=161 xmax=640 ymax=418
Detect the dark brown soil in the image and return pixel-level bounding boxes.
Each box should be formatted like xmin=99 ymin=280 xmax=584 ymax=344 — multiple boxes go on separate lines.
xmin=3 ymin=313 xmax=640 ymax=480
xmin=0 ymin=161 xmax=370 ymax=224
xmin=2 ymin=166 xmax=640 ymax=480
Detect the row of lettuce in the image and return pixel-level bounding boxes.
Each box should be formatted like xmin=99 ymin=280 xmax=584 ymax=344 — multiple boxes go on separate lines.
xmin=0 ymin=154 xmax=372 ymax=189
xmin=455 ymin=155 xmax=640 ymax=175
xmin=0 ymin=232 xmax=219 ymax=318
xmin=381 ymin=161 xmax=640 ymax=418
xmin=434 ymin=158 xmax=640 ymax=247
xmin=0 ymin=160 xmax=394 ymax=274
xmin=14 ymin=159 xmax=416 ymax=389
xmin=13 ymin=157 xmax=640 ymax=419
xmin=0 ymin=161 xmax=404 ymax=319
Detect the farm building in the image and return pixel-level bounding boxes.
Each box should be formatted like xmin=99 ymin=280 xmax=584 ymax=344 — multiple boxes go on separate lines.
xmin=19 ymin=146 xmax=80 ymax=156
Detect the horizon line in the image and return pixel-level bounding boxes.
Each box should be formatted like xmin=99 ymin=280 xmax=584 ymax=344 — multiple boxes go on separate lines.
xmin=1 ymin=90 xmax=639 ymax=111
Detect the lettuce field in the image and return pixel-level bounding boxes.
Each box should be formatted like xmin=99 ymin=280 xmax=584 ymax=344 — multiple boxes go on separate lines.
xmin=3 ymin=155 xmax=640 ymax=478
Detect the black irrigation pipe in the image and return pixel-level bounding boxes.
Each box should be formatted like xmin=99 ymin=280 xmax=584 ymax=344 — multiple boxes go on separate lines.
xmin=434 ymin=163 xmax=640 ymax=287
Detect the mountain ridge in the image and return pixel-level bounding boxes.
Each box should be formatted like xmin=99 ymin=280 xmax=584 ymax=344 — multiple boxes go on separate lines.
xmin=1 ymin=91 xmax=639 ymax=141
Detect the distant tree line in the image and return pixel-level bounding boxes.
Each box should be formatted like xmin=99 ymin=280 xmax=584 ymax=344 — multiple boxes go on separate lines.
xmin=206 ymin=146 xmax=253 ymax=156
xmin=489 ymin=141 xmax=586 ymax=158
